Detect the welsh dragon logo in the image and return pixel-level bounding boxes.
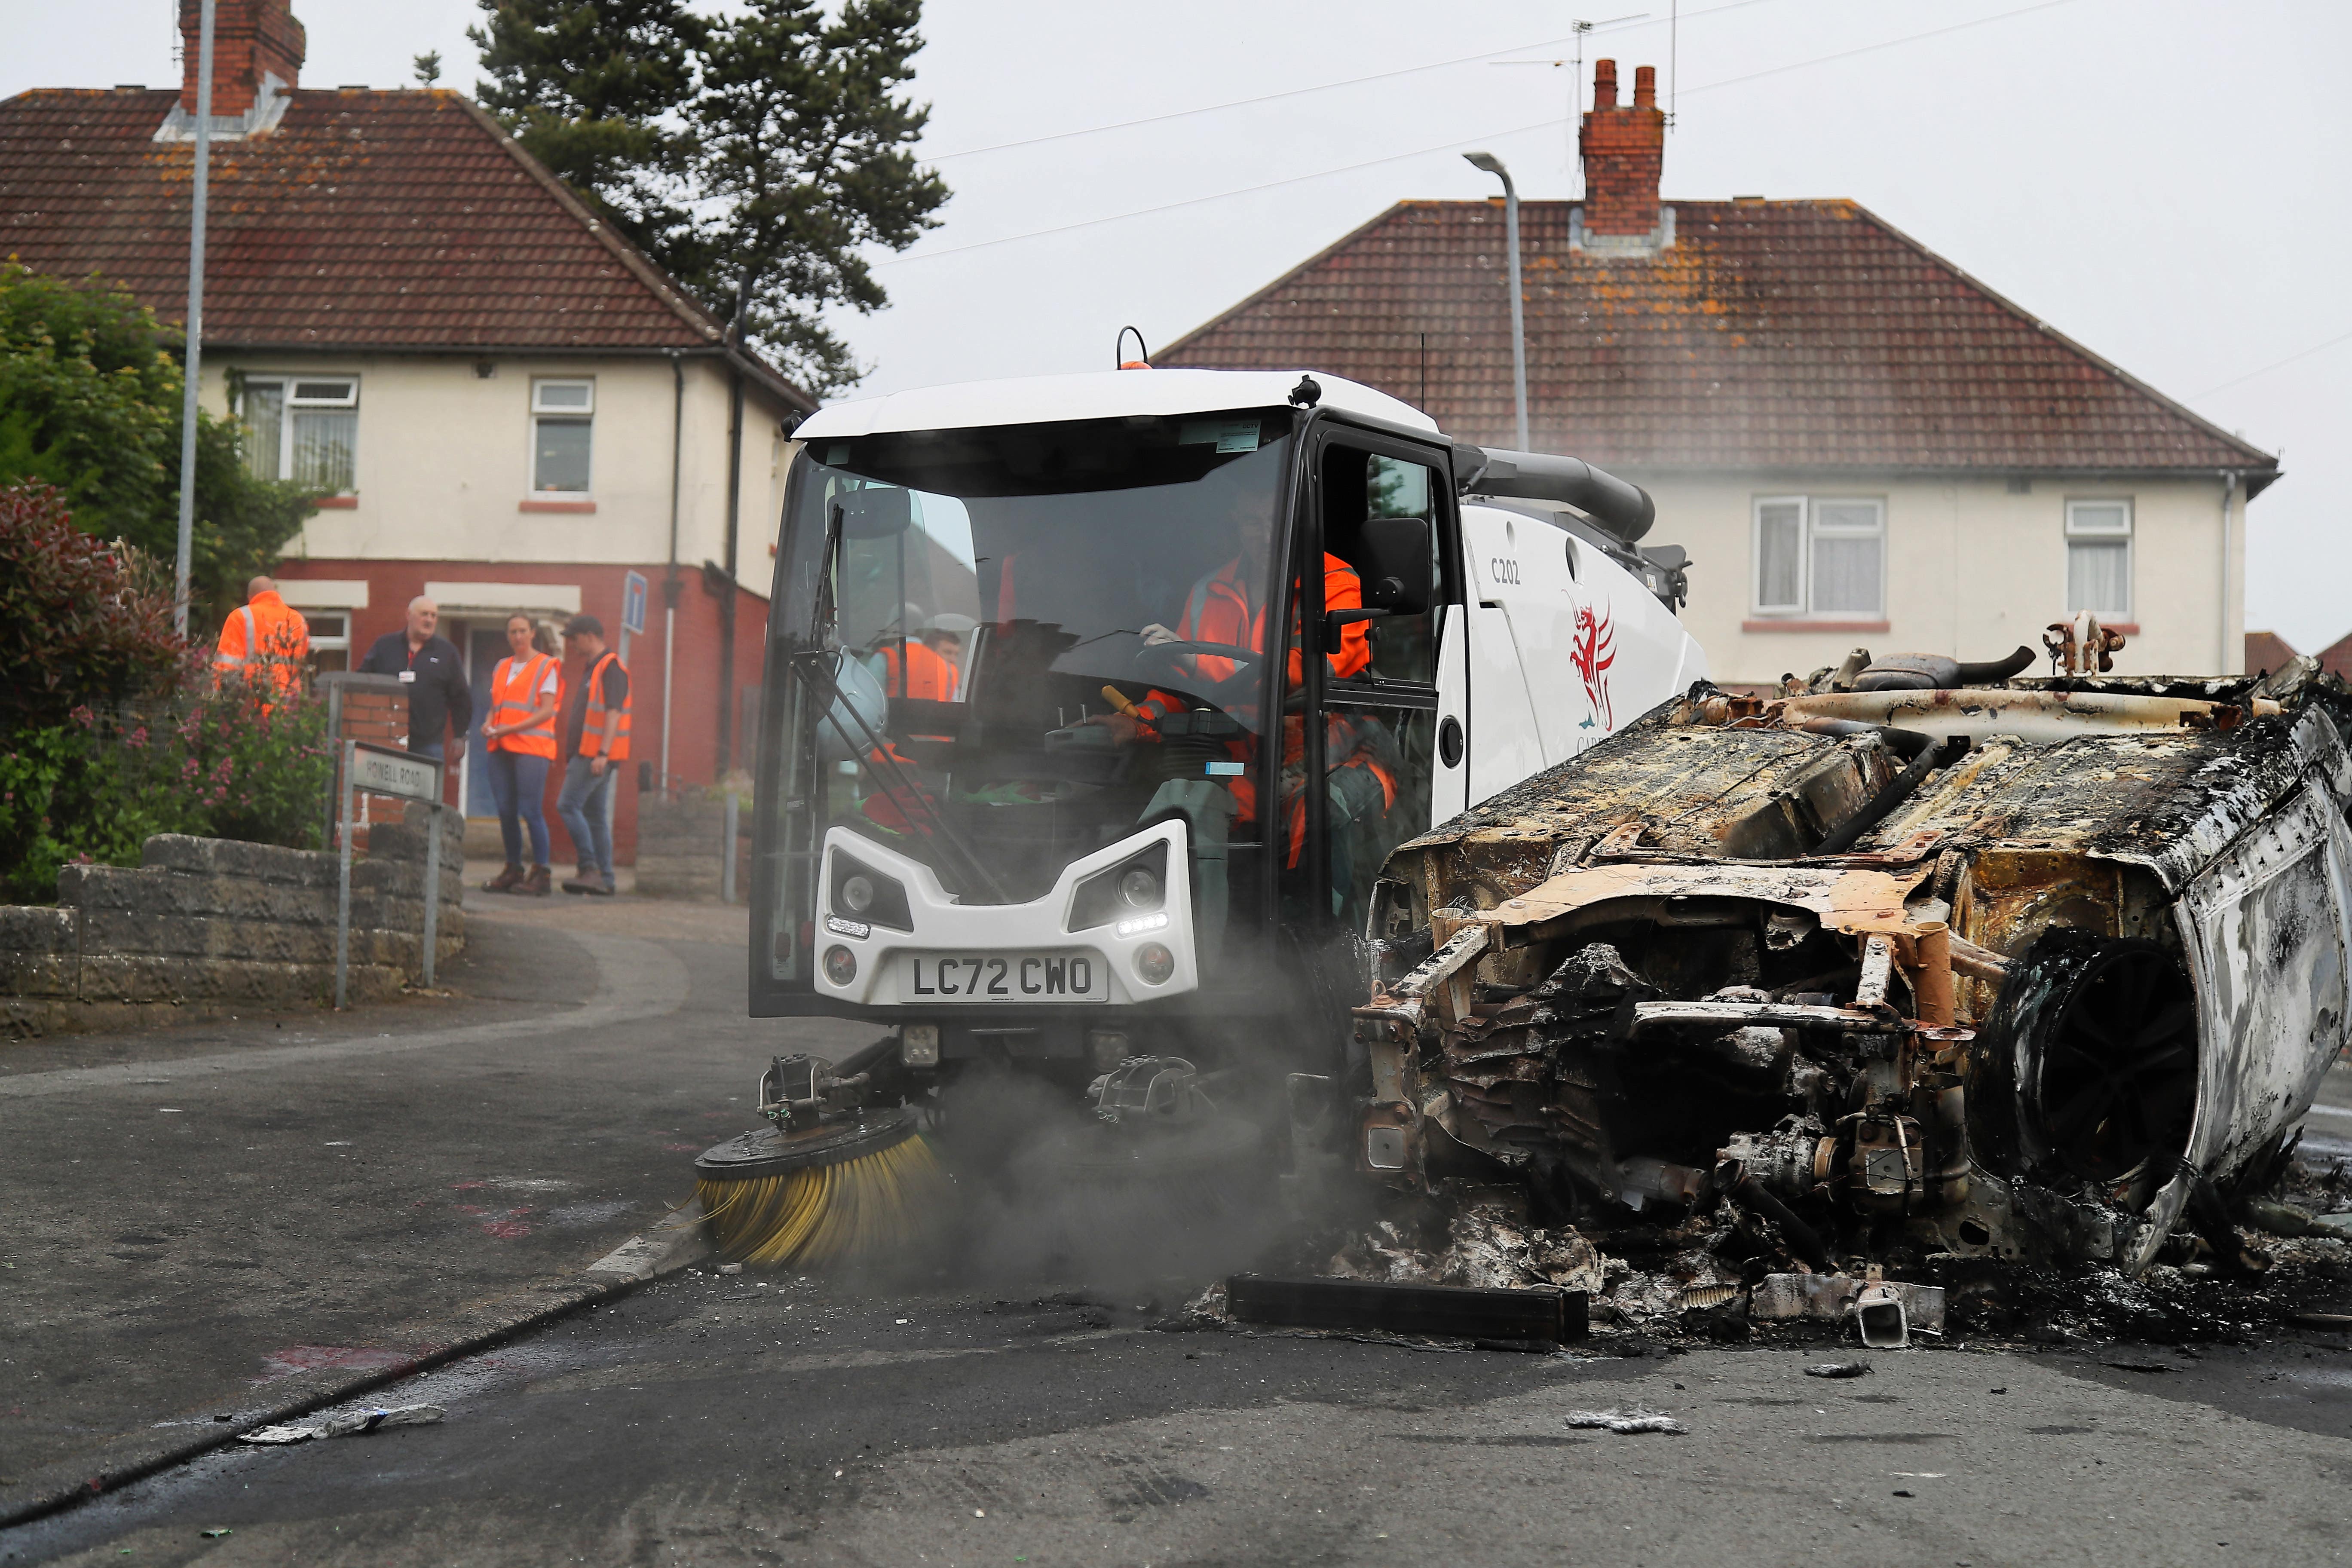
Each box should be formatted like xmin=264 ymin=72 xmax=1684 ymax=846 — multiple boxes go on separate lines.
xmin=1572 ymin=601 xmax=1615 ymax=730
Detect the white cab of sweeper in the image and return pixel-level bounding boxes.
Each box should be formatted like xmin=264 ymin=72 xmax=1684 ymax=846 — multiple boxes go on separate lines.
xmin=751 ymin=368 xmax=1706 ymax=1048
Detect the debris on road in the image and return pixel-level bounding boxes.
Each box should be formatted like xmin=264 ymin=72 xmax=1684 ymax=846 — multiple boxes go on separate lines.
xmin=239 ymin=1404 xmax=444 ymax=1445
xmin=1804 ymin=1361 xmax=1873 ymax=1379
xmin=1564 ymin=1406 xmax=1688 ymax=1435
xmin=1226 ymin=1272 xmax=1585 ymax=1346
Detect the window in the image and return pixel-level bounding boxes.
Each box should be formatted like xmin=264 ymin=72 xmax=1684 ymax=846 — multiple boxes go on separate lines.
xmin=532 ymin=379 xmax=594 ymax=494
xmin=2066 ymin=499 xmax=2132 ymax=618
xmin=300 ymin=610 xmax=350 ymax=675
xmin=239 ymin=377 xmax=358 ymax=492
xmin=1752 ymin=496 xmax=1884 ymax=619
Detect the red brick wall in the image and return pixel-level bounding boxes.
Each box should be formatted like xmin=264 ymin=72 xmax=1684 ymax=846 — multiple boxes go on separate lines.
xmin=178 ymin=0 xmax=306 ymax=116
xmin=279 ymin=559 xmax=775 ymax=865
xmin=1579 ymin=61 xmax=1666 ymax=237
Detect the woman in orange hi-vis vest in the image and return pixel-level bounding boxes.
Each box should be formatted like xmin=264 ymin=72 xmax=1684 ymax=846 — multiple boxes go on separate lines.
xmin=480 ymin=613 xmax=561 ymax=896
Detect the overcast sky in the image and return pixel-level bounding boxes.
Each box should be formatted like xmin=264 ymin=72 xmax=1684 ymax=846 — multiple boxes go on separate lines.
xmin=9 ymin=0 xmax=2346 ymax=649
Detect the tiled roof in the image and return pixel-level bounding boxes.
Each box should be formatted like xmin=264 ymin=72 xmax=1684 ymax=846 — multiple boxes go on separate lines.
xmin=1159 ymin=199 xmax=2275 ymax=485
xmin=0 ymin=86 xmax=807 ymax=404
xmin=2245 ymin=631 xmax=2300 ymax=675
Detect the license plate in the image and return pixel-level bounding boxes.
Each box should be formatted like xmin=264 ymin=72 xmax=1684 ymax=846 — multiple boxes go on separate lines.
xmin=900 ymin=952 xmax=1106 ymax=1002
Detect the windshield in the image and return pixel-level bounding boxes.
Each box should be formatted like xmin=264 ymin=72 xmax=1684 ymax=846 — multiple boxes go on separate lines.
xmin=761 ymin=411 xmax=1296 ymax=982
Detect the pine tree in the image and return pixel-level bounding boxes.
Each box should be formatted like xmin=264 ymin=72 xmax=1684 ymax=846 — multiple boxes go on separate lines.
xmin=688 ymin=0 xmax=948 ymax=395
xmin=469 ymin=0 xmax=703 ymax=264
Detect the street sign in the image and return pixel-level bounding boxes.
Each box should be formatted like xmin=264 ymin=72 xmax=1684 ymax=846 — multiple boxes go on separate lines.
xmin=350 ymin=741 xmax=440 ymax=803
xmin=622 ymin=570 xmax=649 ymax=637
xmin=337 ymin=741 xmax=447 ymax=1008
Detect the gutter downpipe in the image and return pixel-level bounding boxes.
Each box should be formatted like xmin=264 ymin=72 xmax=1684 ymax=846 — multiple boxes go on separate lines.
xmin=720 ymin=359 xmax=744 ymax=775
xmin=2220 ymin=469 xmax=2239 ymax=674
xmin=171 ymin=0 xmax=216 ymax=636
xmin=663 ymin=350 xmax=684 ymax=797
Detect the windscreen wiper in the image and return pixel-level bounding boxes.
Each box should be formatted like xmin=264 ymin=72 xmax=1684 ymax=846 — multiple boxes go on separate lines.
xmin=787 ymin=649 xmax=1011 ymax=904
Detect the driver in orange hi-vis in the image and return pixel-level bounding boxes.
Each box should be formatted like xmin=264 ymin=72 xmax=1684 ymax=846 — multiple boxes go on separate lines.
xmin=1079 ymin=492 xmax=1381 ymax=864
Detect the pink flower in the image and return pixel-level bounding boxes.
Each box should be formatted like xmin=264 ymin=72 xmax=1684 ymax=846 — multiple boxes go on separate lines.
xmin=69 ymin=705 xmax=95 ymax=729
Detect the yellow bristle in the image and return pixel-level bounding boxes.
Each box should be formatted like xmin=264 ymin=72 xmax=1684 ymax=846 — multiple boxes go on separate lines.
xmin=695 ymin=1132 xmax=948 ymax=1268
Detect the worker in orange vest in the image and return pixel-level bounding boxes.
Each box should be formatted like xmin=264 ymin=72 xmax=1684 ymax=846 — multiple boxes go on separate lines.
xmin=1080 ymin=493 xmax=1392 ymax=885
xmin=555 ymin=612 xmax=631 ymax=896
xmin=480 ymin=612 xmax=561 ymax=896
xmin=212 ymin=575 xmax=311 ymax=699
xmin=877 ymin=611 xmax=972 ymax=702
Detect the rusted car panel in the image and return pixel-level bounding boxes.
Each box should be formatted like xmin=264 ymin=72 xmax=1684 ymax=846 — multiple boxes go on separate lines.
xmin=1354 ymin=660 xmax=2352 ymax=1276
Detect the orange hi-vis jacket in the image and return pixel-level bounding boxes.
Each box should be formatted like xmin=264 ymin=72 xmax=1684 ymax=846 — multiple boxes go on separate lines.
xmin=579 ymin=652 xmax=632 ymax=760
xmin=1131 ymin=554 xmax=1383 ymax=858
xmin=213 ymin=590 xmax=309 ymax=695
xmin=879 ymin=639 xmax=960 ymax=701
xmin=488 ymin=652 xmax=559 ymax=760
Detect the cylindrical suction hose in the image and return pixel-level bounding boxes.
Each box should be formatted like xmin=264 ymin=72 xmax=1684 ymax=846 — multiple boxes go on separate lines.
xmin=1453 ymin=444 xmax=1657 ymax=543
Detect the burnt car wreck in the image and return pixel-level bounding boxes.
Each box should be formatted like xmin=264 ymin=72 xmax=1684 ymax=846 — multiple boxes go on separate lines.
xmin=1350 ymin=642 xmax=2352 ymax=1303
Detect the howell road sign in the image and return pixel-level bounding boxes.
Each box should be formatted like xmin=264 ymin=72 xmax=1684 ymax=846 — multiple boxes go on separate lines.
xmin=350 ymin=741 xmax=440 ymax=804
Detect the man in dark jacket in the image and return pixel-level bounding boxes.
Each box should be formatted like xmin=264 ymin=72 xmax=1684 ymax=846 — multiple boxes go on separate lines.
xmin=359 ymin=595 xmax=472 ymax=760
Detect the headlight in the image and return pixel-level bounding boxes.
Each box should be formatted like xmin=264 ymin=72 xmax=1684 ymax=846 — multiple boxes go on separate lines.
xmin=822 ymin=945 xmax=858 ymax=986
xmin=1135 ymin=943 xmax=1174 ymax=986
xmin=830 ymin=850 xmax=911 ymax=931
xmin=1068 ymin=841 xmax=1169 ymax=932
xmin=900 ymin=1023 xmax=939 ymax=1067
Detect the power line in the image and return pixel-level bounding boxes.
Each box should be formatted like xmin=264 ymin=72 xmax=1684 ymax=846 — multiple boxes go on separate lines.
xmin=921 ymin=0 xmax=1783 ymax=164
xmin=2192 ymin=328 xmax=2352 ymax=399
xmin=881 ymin=113 xmax=1567 ymax=269
xmin=883 ymin=0 xmax=2101 ymax=269
xmin=1675 ymin=0 xmax=2089 ymax=99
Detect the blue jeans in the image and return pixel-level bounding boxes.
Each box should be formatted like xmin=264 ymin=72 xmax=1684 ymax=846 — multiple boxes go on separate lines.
xmin=487 ymin=750 xmax=551 ymax=867
xmin=556 ymin=755 xmax=615 ymax=881
xmin=411 ymin=741 xmax=445 ymax=761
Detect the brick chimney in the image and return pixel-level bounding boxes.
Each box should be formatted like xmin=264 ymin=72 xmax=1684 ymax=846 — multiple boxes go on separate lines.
xmin=1578 ymin=60 xmax=1666 ymax=237
xmin=178 ymin=0 xmax=306 ymax=118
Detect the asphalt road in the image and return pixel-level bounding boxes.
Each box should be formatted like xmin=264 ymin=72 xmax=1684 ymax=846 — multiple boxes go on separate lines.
xmin=0 ymin=885 xmax=863 ymax=1519
xmin=9 ymin=882 xmax=2352 ymax=1565
xmin=9 ymin=1275 xmax=2352 ymax=1566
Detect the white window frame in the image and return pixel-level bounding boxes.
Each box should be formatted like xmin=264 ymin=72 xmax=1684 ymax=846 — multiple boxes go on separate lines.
xmin=530 ymin=377 xmax=596 ymax=498
xmin=236 ymin=374 xmax=360 ymax=494
xmin=2064 ymin=498 xmax=2133 ymax=619
xmin=1749 ymin=495 xmax=1886 ymax=620
xmin=299 ymin=609 xmax=351 ymax=671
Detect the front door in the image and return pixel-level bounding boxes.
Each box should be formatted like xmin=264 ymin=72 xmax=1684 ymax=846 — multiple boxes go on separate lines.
xmin=1280 ymin=429 xmax=1455 ymax=935
xmin=464 ymin=625 xmax=505 ymax=815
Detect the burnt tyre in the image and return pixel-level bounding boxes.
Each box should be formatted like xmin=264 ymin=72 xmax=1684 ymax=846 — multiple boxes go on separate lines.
xmin=1986 ymin=931 xmax=2200 ymax=1187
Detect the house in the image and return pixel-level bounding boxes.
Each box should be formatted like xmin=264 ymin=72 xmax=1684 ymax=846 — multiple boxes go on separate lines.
xmin=0 ymin=0 xmax=815 ymax=864
xmin=1160 ymin=60 xmax=2280 ymax=688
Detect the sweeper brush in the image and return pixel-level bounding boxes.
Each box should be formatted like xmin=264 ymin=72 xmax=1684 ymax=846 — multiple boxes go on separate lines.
xmin=694 ymin=1052 xmax=951 ymax=1268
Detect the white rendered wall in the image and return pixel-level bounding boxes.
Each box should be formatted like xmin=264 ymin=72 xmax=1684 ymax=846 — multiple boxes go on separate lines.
xmin=1631 ymin=473 xmax=2241 ymax=687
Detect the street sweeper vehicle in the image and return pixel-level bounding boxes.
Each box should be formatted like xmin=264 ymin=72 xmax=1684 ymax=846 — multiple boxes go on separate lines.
xmin=694 ymin=368 xmax=1707 ymax=1265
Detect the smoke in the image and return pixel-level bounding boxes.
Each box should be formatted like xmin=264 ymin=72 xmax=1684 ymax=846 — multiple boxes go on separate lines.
xmin=905 ymin=1065 xmax=1303 ymax=1296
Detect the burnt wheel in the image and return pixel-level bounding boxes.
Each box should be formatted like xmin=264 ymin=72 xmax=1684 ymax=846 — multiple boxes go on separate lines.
xmin=2016 ymin=935 xmax=2199 ymax=1185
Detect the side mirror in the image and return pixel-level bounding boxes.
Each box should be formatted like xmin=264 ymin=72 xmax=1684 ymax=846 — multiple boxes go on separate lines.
xmin=1357 ymin=516 xmax=1433 ymax=615
xmin=835 ymin=487 xmax=912 ymax=539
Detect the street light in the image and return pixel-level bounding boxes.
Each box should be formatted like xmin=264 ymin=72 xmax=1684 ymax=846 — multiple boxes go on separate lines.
xmin=1463 ymin=150 xmax=1529 ymax=453
xmin=173 ymin=0 xmax=217 ymax=636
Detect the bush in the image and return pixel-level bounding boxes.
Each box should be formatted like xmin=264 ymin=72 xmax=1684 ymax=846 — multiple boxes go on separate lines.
xmin=0 ymin=481 xmax=334 ymax=900
xmin=0 ymin=263 xmax=317 ymax=627
xmin=0 ymin=482 xmax=184 ymax=726
xmin=0 ymin=679 xmax=333 ymax=904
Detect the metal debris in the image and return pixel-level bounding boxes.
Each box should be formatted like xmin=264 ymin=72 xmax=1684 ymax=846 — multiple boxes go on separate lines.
xmin=1564 ymin=1406 xmax=1688 ymax=1434
xmin=1350 ymin=654 xmax=2352 ymax=1295
xmin=239 ymin=1404 xmax=444 ymax=1444
xmin=1804 ymin=1361 xmax=1873 ymax=1379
